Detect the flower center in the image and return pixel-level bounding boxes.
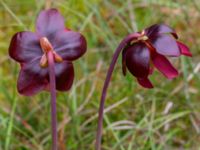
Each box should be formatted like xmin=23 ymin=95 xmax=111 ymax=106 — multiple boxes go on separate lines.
xmin=39 ymin=37 xmax=63 ymax=68
xmin=138 ymin=35 xmax=148 ymax=41
xmin=130 ymin=31 xmax=149 ymax=45
xmin=137 ymin=30 xmax=148 ymax=41
xmin=40 ymin=37 xmax=53 ymax=53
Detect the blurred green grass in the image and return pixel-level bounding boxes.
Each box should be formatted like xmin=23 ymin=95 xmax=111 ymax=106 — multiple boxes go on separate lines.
xmin=0 ymin=0 xmax=200 ymax=149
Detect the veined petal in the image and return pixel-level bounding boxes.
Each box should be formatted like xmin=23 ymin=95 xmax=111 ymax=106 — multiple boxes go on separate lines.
xmin=150 ymin=34 xmax=180 ymax=56
xmin=151 ymin=52 xmax=178 ymax=79
xmin=17 ymin=61 xmax=48 ymax=96
xmin=54 ymin=61 xmax=74 ymax=91
xmin=125 ymin=42 xmax=150 ymax=78
xmin=36 ymin=9 xmax=65 ymax=40
xmin=21 ymin=57 xmax=48 ymax=78
xmin=145 ymin=24 xmax=178 ymax=38
xmin=9 ymin=32 xmax=42 ymax=63
xmin=53 ymin=31 xmax=87 ymax=61
xmin=177 ymin=41 xmax=192 ymax=57
xmin=137 ymin=77 xmax=153 ymax=88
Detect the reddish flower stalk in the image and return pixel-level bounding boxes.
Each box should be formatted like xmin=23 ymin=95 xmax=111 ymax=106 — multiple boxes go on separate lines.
xmin=95 ymin=33 xmax=140 ymax=150
xmin=47 ymin=51 xmax=57 ymax=150
xmin=95 ymin=24 xmax=191 ymax=150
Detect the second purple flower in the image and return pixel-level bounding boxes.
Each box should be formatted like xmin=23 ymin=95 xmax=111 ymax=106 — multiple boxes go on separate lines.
xmin=122 ymin=24 xmax=192 ymax=88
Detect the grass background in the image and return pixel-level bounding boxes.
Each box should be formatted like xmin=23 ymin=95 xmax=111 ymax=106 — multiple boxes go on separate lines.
xmin=0 ymin=0 xmax=200 ymax=149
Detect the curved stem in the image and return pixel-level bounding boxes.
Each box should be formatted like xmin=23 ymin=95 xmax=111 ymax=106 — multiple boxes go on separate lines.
xmin=95 ymin=33 xmax=140 ymax=150
xmin=47 ymin=51 xmax=57 ymax=150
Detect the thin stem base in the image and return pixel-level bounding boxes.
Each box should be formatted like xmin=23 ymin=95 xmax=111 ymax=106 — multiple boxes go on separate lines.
xmin=47 ymin=51 xmax=58 ymax=150
xmin=95 ymin=33 xmax=140 ymax=150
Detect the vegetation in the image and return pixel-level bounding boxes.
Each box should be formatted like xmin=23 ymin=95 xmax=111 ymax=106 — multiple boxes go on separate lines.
xmin=0 ymin=0 xmax=199 ymax=149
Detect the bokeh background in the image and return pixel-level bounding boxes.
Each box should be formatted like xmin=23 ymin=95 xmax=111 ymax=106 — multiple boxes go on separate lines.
xmin=0 ymin=0 xmax=200 ymax=149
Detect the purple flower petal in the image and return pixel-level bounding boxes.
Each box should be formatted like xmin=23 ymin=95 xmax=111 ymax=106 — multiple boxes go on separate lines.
xmin=137 ymin=77 xmax=153 ymax=88
xmin=177 ymin=41 xmax=192 ymax=57
xmin=145 ymin=24 xmax=178 ymax=39
xmin=125 ymin=42 xmax=150 ymax=78
xmin=21 ymin=57 xmax=48 ymax=77
xmin=54 ymin=61 xmax=74 ymax=91
xmin=17 ymin=60 xmax=48 ymax=96
xmin=151 ymin=52 xmax=178 ymax=79
xmin=53 ymin=31 xmax=87 ymax=61
xmin=9 ymin=32 xmax=42 ymax=63
xmin=150 ymin=34 xmax=181 ymax=56
xmin=36 ymin=9 xmax=65 ymax=40
xmin=122 ymin=49 xmax=127 ymax=76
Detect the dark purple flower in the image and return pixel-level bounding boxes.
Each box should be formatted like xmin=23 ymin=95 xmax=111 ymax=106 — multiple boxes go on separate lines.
xmin=122 ymin=24 xmax=192 ymax=88
xmin=95 ymin=24 xmax=191 ymax=150
xmin=9 ymin=8 xmax=87 ymax=96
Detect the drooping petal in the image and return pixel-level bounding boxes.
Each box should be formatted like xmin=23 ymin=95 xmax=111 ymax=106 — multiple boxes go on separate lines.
xmin=150 ymin=34 xmax=181 ymax=56
xmin=145 ymin=24 xmax=178 ymax=38
xmin=36 ymin=9 xmax=65 ymax=40
xmin=53 ymin=31 xmax=87 ymax=61
xmin=177 ymin=41 xmax=192 ymax=57
xmin=125 ymin=42 xmax=150 ymax=78
xmin=9 ymin=32 xmax=42 ymax=63
xmin=137 ymin=77 xmax=153 ymax=88
xmin=54 ymin=61 xmax=74 ymax=91
xmin=151 ymin=52 xmax=178 ymax=79
xmin=122 ymin=49 xmax=127 ymax=76
xmin=17 ymin=62 xmax=48 ymax=96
